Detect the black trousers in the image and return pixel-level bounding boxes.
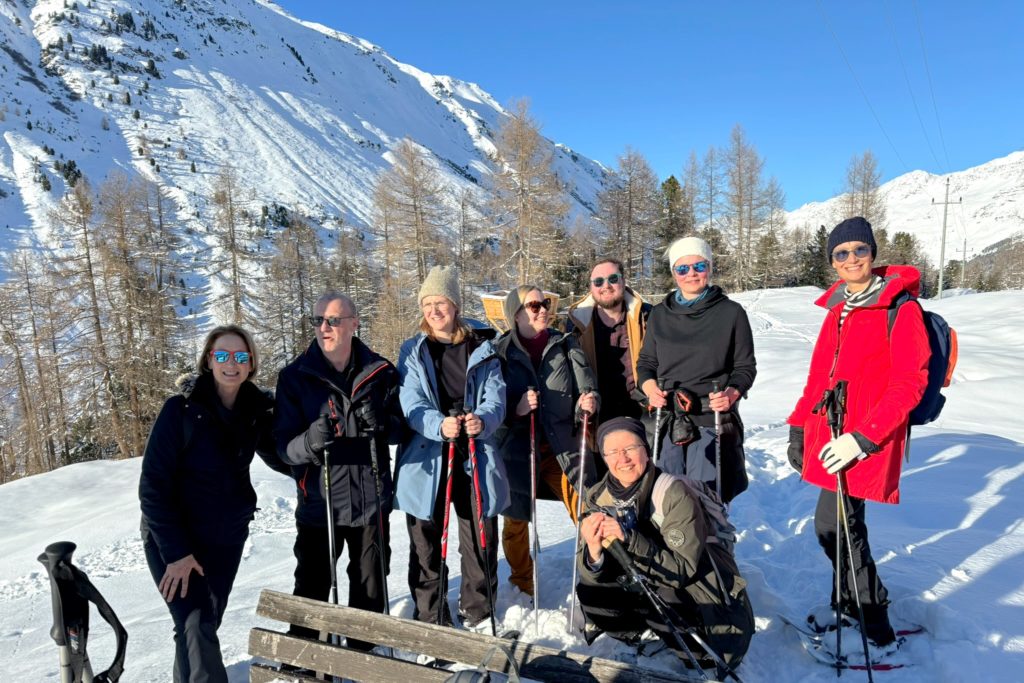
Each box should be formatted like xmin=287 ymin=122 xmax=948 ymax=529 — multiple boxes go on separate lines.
xmin=577 ymin=579 xmax=754 ymax=669
xmin=290 ymin=518 xmax=390 ymax=649
xmin=143 ymin=532 xmax=245 ymax=683
xmin=814 ymin=488 xmax=893 ymax=641
xmin=407 ymin=445 xmax=498 ymax=625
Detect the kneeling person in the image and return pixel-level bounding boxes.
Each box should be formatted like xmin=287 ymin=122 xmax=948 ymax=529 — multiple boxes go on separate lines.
xmin=576 ymin=417 xmax=754 ymax=671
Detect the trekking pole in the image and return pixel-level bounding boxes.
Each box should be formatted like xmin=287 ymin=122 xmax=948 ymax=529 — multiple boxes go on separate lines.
xmin=601 ymin=537 xmax=745 ymax=683
xmin=567 ymin=386 xmax=593 ymax=634
xmin=527 ymin=386 xmax=541 ymax=635
xmin=363 ymin=404 xmax=394 ymax=659
xmin=325 ymin=400 xmax=344 ymax=652
xmin=39 ymin=541 xmax=128 ymax=683
xmin=651 ymin=378 xmax=666 ymax=465
xmin=712 ymin=381 xmax=723 ymax=503
xmin=438 ymin=405 xmax=463 ymax=627
xmin=827 ymin=382 xmax=875 ymax=682
xmin=467 ymin=416 xmax=498 ymax=637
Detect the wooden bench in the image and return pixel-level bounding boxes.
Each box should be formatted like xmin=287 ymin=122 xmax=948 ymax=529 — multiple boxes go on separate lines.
xmin=249 ymin=589 xmax=713 ymax=682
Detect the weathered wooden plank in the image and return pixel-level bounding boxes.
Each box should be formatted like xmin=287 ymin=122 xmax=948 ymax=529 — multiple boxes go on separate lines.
xmin=255 ymin=589 xmax=710 ymax=683
xmin=250 ymin=661 xmax=321 ymax=683
xmin=249 ymin=628 xmax=449 ymax=683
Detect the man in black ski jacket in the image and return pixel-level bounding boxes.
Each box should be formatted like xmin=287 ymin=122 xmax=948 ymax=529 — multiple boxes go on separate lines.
xmin=274 ymin=290 xmax=404 ymax=649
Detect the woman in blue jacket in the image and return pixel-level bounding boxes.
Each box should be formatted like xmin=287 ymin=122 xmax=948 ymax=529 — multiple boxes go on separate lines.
xmin=394 ymin=265 xmax=508 ymax=629
xmin=139 ymin=325 xmax=289 ymax=682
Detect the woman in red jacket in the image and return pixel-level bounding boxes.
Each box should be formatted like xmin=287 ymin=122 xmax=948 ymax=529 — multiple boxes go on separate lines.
xmin=787 ymin=217 xmax=929 ymax=646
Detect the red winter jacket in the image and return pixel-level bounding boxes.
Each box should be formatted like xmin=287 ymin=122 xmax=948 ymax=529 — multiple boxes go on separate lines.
xmin=787 ymin=265 xmax=929 ymax=504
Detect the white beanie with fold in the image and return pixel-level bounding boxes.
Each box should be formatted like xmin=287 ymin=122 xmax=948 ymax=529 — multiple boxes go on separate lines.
xmin=666 ymin=236 xmax=713 ymax=267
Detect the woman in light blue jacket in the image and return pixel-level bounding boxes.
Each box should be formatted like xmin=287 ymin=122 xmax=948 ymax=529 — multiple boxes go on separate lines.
xmin=394 ymin=265 xmax=508 ymax=629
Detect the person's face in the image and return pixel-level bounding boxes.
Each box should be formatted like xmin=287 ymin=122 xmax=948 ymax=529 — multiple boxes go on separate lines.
xmin=672 ymin=254 xmax=711 ymax=299
xmin=315 ymin=298 xmax=358 ymax=356
xmin=421 ymin=296 xmax=457 ymax=336
xmin=208 ymin=333 xmax=251 ymax=390
xmin=589 ymin=262 xmax=625 ymax=310
xmin=601 ymin=429 xmax=649 ymax=487
xmin=515 ymin=289 xmax=549 ymax=337
xmin=830 ymin=240 xmax=875 ymax=288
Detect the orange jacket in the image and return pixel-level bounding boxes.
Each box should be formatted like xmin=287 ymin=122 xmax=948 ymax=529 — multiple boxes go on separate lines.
xmin=788 ymin=265 xmax=929 ymax=503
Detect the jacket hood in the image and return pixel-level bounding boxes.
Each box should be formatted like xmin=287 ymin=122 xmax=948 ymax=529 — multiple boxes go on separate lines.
xmin=495 ymin=325 xmax=568 ymax=360
xmin=568 ymin=286 xmax=646 ymax=329
xmin=817 ymin=264 xmax=921 ymax=310
xmin=660 ymin=285 xmax=727 ymax=316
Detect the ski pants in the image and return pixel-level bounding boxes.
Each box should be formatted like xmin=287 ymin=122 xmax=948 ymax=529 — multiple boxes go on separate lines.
xmin=501 ymin=452 xmax=575 ymax=596
xmin=577 ymin=578 xmax=754 ymax=670
xmin=655 ymin=411 xmax=748 ymax=503
xmin=290 ymin=519 xmax=390 ymax=650
xmin=143 ymin=532 xmax=244 ymax=683
xmin=814 ymin=488 xmax=893 ymax=641
xmin=406 ymin=451 xmax=498 ymax=626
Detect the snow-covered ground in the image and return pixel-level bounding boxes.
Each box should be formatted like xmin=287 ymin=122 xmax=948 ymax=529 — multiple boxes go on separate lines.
xmin=2 ymin=287 xmax=1022 ymax=682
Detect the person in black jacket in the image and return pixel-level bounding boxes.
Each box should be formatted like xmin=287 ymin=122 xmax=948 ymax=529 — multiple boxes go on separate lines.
xmin=140 ymin=324 xmax=289 ymax=683
xmin=637 ymin=236 xmax=757 ymax=503
xmin=274 ymin=290 xmax=403 ymax=649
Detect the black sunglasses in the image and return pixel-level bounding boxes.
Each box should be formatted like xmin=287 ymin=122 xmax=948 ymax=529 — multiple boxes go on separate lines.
xmin=832 ymin=245 xmax=872 ymax=262
xmin=309 ymin=315 xmax=355 ymax=328
xmin=523 ymin=298 xmax=552 ymax=314
xmin=590 ymin=273 xmax=622 ymax=287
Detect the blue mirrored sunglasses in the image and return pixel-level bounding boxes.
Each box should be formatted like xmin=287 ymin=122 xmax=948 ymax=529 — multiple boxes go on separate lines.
xmin=673 ymin=261 xmax=710 ymax=276
xmin=832 ymin=245 xmax=872 ymax=263
xmin=210 ymin=350 xmax=250 ymax=364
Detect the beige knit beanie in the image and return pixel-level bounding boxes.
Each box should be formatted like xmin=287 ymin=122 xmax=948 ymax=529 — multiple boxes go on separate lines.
xmin=418 ymin=265 xmax=461 ymax=310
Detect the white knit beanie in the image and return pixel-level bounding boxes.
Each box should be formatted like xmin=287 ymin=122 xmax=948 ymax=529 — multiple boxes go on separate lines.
xmin=666 ymin=236 xmax=713 ymax=267
xmin=418 ymin=265 xmax=461 ymax=310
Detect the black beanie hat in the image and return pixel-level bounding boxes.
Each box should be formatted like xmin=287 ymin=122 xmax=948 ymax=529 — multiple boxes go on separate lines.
xmin=827 ymin=217 xmax=877 ymax=262
xmin=596 ymin=417 xmax=650 ymax=455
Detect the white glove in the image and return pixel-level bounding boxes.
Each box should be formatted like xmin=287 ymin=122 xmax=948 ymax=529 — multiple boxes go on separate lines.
xmin=818 ymin=433 xmax=865 ymax=475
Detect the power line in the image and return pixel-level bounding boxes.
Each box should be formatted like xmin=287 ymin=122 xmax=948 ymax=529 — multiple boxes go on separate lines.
xmin=912 ymin=0 xmax=953 ymax=171
xmin=883 ymin=0 xmax=944 ymax=173
xmin=815 ymin=0 xmax=911 ymax=173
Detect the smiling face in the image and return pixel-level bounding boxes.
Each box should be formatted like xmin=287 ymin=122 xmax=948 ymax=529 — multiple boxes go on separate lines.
xmin=589 ymin=261 xmax=625 ymax=310
xmin=672 ymin=254 xmax=710 ymax=299
xmin=421 ymin=295 xmax=457 ymax=339
xmin=315 ymin=297 xmax=358 ymax=358
xmin=831 ymin=240 xmax=875 ymax=289
xmin=208 ymin=332 xmax=251 ymax=391
xmin=515 ymin=288 xmax=549 ymax=337
xmin=601 ymin=429 xmax=650 ymax=488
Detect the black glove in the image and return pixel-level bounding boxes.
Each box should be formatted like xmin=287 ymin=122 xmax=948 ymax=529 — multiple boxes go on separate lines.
xmin=787 ymin=426 xmax=804 ymax=473
xmin=354 ymin=401 xmax=379 ymax=436
xmin=304 ymin=414 xmax=336 ymax=462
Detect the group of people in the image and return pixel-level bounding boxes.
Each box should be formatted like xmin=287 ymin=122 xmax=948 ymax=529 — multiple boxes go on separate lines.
xmin=139 ymin=217 xmax=930 ymax=681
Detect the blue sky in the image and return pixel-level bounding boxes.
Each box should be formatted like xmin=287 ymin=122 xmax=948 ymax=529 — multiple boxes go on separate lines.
xmin=276 ymin=1 xmax=1023 ymax=210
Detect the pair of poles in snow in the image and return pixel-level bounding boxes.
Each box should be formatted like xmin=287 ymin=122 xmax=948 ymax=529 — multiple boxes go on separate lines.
xmin=821 ymin=380 xmax=875 ymax=681
xmin=438 ymin=403 xmax=499 ymax=638
xmin=650 ymin=379 xmax=725 ymax=503
xmin=323 ymin=398 xmax=392 ymax=657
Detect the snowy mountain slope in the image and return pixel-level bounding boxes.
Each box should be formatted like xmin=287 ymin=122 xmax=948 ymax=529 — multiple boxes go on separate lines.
xmin=2 ymin=287 xmax=1022 ymax=681
xmin=786 ymin=150 xmax=1024 ymax=264
xmin=0 ymin=0 xmax=607 ymax=253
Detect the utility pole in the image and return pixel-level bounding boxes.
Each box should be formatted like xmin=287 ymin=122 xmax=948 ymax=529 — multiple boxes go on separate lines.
xmin=957 ymin=237 xmax=973 ymax=288
xmin=932 ymin=177 xmax=962 ymax=298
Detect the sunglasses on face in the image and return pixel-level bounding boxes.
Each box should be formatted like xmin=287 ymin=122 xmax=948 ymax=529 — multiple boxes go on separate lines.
xmin=673 ymin=261 xmax=710 ymax=276
xmin=522 ymin=298 xmax=552 ymax=314
xmin=309 ymin=315 xmax=354 ymax=328
xmin=210 ymin=350 xmax=250 ymax=364
xmin=832 ymin=245 xmax=872 ymax=263
xmin=590 ymin=273 xmax=622 ymax=288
